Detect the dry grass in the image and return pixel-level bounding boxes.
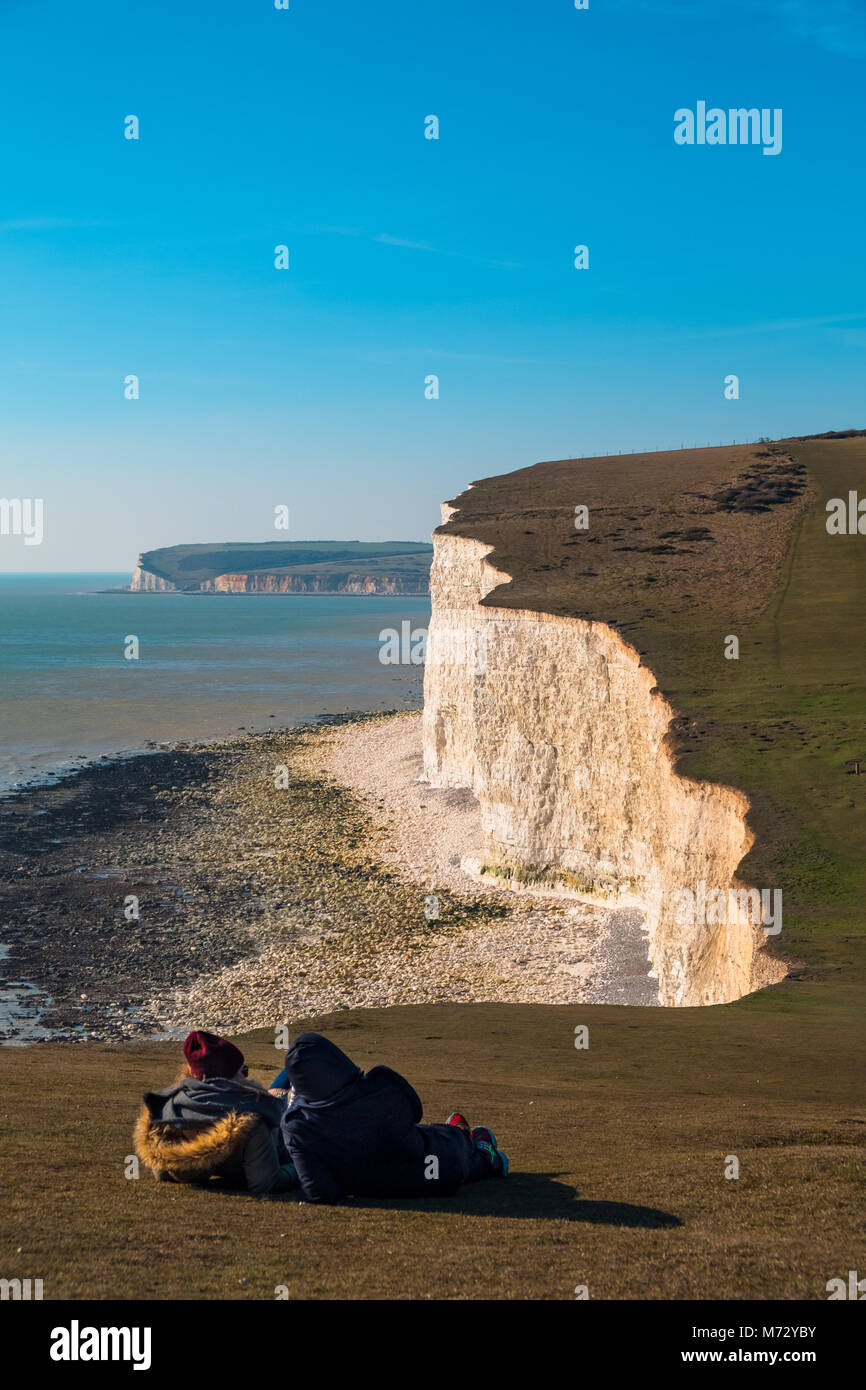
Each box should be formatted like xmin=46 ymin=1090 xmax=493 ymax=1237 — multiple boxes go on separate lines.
xmin=0 ymin=998 xmax=863 ymax=1300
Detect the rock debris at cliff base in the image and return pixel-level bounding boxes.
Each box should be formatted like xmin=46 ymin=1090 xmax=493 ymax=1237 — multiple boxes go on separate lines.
xmin=312 ymin=711 xmax=657 ymax=1007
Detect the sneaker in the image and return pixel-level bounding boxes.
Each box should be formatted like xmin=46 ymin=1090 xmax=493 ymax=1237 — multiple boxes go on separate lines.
xmin=471 ymin=1125 xmax=497 ymax=1148
xmin=447 ymin=1112 xmax=471 ymax=1134
xmin=472 ymin=1126 xmax=509 ymax=1177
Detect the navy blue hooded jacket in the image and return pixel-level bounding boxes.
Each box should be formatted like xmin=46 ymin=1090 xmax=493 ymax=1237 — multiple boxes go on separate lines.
xmin=279 ymin=1033 xmax=482 ymax=1202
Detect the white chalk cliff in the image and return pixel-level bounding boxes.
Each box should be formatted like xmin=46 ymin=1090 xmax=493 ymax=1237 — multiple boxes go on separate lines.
xmin=130 ymin=560 xmax=176 ymax=592
xmin=422 ymin=511 xmax=776 ymax=1007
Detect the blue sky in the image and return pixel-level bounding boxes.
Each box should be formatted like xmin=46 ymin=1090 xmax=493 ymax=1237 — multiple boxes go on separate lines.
xmin=1 ymin=0 xmax=864 ymax=570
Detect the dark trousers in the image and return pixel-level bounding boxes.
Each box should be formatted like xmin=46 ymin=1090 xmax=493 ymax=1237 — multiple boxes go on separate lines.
xmin=422 ymin=1123 xmax=492 ymax=1185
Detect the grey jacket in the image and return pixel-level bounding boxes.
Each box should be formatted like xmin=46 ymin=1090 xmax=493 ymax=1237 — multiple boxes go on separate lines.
xmin=211 ymin=1119 xmax=298 ymax=1197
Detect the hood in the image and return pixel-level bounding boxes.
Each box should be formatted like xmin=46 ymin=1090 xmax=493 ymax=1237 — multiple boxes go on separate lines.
xmin=283 ymin=1033 xmax=363 ymax=1104
xmin=142 ymin=1071 xmax=285 ymax=1129
xmin=134 ymin=1105 xmax=259 ymax=1178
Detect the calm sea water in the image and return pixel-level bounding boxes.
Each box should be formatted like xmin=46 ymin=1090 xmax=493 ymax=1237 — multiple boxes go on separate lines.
xmin=0 ymin=574 xmax=430 ymax=792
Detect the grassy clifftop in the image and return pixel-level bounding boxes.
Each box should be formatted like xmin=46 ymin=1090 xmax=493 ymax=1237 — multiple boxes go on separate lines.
xmin=2 ymin=1006 xmax=862 ymax=1300
xmin=439 ymin=433 xmax=866 ymax=988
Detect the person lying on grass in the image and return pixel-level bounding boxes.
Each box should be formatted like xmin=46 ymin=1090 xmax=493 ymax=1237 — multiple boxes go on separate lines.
xmin=135 ymin=1030 xmax=299 ymax=1197
xmin=276 ymin=1031 xmax=508 ymax=1204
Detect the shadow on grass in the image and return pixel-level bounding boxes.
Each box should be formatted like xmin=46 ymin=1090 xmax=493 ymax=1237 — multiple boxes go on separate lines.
xmin=209 ymin=1172 xmax=681 ymax=1227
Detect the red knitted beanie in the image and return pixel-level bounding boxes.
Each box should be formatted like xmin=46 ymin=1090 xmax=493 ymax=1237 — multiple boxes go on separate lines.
xmin=183 ymin=1030 xmax=245 ymax=1080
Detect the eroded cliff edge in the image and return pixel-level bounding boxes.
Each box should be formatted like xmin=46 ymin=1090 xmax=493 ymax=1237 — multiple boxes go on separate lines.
xmin=422 ymin=443 xmax=811 ymax=1006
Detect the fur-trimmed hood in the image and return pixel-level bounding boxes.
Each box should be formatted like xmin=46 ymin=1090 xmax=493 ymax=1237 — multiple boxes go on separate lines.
xmin=134 ymin=1067 xmax=263 ymax=1182
xmin=134 ymin=1105 xmax=259 ymax=1181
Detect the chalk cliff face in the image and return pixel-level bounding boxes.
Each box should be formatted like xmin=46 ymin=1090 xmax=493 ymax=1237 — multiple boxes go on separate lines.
xmin=130 ymin=561 xmax=177 ymax=592
xmin=130 ymin=560 xmax=427 ymax=594
xmin=202 ymin=572 xmax=428 ymax=594
xmin=422 ymin=517 xmax=769 ymax=1006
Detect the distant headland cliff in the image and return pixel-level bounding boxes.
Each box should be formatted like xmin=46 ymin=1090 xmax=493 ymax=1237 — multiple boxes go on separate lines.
xmin=130 ymin=541 xmax=433 ymax=594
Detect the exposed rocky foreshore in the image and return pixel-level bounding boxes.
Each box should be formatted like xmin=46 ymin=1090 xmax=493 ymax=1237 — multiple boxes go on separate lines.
xmin=0 ymin=713 xmax=640 ymax=1045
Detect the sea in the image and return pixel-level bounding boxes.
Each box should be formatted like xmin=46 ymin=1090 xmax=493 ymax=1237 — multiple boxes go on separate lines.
xmin=0 ymin=574 xmax=431 ymax=794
